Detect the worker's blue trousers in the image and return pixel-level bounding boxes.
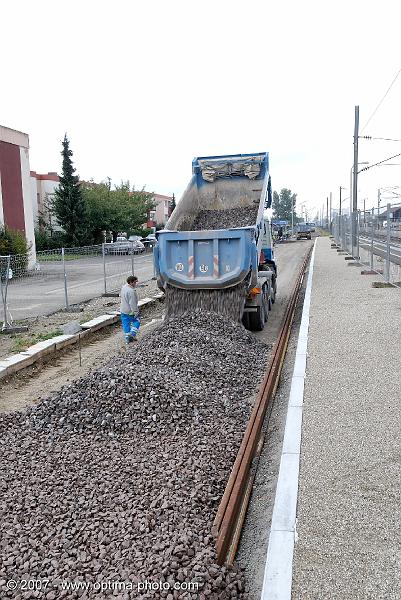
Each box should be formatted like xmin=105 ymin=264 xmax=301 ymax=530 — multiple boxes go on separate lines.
xmin=121 ymin=313 xmax=140 ymax=342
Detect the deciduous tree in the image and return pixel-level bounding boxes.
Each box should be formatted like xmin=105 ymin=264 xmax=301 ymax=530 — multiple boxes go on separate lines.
xmin=273 ymin=188 xmax=298 ymax=222
xmin=83 ymin=181 xmax=155 ymax=242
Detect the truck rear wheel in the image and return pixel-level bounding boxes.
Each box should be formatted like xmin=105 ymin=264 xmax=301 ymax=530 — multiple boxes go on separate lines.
xmin=248 ymin=306 xmax=265 ymax=331
xmin=248 ymin=284 xmax=269 ymax=331
xmin=270 ymin=278 xmax=276 ymax=304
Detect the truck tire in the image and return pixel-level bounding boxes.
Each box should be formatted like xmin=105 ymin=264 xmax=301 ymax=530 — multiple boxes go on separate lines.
xmin=248 ymin=306 xmax=264 ymax=331
xmin=270 ymin=278 xmax=276 ymax=304
xmin=248 ymin=285 xmax=268 ymax=331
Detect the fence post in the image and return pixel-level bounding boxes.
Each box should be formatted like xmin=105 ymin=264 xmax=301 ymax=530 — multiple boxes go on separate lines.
xmin=1 ymin=256 xmax=10 ymax=330
xmin=62 ymin=247 xmax=69 ymax=309
xmin=152 ymin=246 xmax=157 ymax=280
xmin=102 ymin=243 xmax=107 ymax=294
xmin=130 ymin=242 xmax=135 ymax=275
xmin=370 ymin=208 xmax=374 ymax=270
xmin=385 ymin=203 xmax=391 ymax=283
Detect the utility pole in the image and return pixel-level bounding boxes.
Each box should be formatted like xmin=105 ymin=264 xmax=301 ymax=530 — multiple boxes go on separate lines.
xmin=326 ymin=196 xmax=329 ymax=229
xmin=329 ymin=192 xmax=332 ymax=232
xmin=291 ymin=198 xmax=294 ymax=236
xmin=377 ymin=188 xmax=381 ymax=228
xmin=339 ymin=186 xmax=343 ymax=243
xmin=352 ymin=105 xmax=360 ymax=250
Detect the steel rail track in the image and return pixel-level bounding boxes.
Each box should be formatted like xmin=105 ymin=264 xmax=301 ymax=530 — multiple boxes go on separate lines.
xmin=212 ymin=246 xmax=313 ymax=565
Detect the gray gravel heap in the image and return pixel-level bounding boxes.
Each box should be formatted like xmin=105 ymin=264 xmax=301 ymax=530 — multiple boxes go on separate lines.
xmin=190 ymin=207 xmax=259 ymax=231
xmin=0 ymin=311 xmax=269 ymax=599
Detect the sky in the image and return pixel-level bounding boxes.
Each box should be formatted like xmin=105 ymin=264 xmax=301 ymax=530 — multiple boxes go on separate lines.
xmin=1 ymin=0 xmax=400 ymax=221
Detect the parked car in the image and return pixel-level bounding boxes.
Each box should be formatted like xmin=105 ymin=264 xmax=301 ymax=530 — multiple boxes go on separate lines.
xmin=128 ymin=236 xmax=145 ymax=253
xmin=132 ymin=240 xmax=145 ymax=253
xmin=104 ymin=239 xmax=145 ymax=254
xmin=140 ymin=234 xmax=157 ymax=248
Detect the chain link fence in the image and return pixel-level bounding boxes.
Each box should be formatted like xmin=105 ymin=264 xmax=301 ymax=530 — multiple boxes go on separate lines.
xmin=333 ymin=202 xmax=401 ymax=287
xmin=1 ymin=243 xmax=155 ymax=322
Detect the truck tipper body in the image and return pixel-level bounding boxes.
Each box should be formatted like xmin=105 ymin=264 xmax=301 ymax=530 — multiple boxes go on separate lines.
xmin=154 ymin=153 xmax=277 ymax=331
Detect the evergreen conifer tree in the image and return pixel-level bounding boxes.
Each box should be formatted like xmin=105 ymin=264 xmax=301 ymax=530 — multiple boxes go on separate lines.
xmin=170 ymin=193 xmax=176 ymax=215
xmin=53 ymin=134 xmax=87 ymax=245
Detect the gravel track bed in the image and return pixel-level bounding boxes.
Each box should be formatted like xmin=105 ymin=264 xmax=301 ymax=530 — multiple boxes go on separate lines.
xmin=0 ymin=311 xmax=270 ymax=599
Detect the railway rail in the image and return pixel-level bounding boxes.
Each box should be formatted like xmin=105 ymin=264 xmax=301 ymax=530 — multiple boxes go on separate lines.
xmin=212 ymin=246 xmax=313 ymax=565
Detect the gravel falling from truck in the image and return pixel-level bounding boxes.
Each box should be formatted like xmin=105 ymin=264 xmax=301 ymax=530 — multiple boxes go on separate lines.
xmin=165 ymin=283 xmax=248 ymax=322
xmin=0 ymin=311 xmax=269 ymax=600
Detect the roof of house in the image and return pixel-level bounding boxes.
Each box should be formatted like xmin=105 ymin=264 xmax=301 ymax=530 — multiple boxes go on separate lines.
xmin=30 ymin=171 xmax=59 ymax=182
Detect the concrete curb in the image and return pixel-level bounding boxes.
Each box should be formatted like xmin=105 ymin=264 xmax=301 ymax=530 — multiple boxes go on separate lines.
xmin=0 ymin=293 xmax=164 ymax=380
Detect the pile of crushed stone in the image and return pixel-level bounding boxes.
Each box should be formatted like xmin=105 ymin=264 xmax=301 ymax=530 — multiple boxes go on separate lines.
xmin=0 ymin=311 xmax=269 ymax=599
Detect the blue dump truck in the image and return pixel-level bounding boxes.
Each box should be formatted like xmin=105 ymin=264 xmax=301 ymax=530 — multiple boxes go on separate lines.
xmin=154 ymin=153 xmax=277 ymax=331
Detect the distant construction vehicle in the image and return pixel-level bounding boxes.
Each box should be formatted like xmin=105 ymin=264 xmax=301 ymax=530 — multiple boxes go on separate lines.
xmin=296 ymin=223 xmax=312 ymax=240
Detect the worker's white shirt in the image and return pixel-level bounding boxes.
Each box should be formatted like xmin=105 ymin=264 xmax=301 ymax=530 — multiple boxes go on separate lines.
xmin=120 ymin=284 xmax=139 ymax=315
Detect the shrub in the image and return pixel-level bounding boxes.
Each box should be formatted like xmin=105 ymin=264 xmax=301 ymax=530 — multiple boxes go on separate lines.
xmin=127 ymin=228 xmax=152 ymax=238
xmin=0 ymin=226 xmax=29 ymax=256
xmin=34 ymin=229 xmax=66 ymax=251
xmin=0 ymin=226 xmax=30 ymax=277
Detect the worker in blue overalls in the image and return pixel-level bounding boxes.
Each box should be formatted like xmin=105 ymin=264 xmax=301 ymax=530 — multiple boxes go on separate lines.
xmin=119 ymin=275 xmax=140 ymax=343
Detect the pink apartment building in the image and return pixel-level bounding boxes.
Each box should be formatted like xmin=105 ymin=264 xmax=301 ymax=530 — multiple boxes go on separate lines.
xmin=0 ymin=125 xmax=36 ymax=264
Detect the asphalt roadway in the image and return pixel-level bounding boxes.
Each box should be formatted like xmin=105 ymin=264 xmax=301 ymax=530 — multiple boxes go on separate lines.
xmin=4 ymin=253 xmax=155 ymax=320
